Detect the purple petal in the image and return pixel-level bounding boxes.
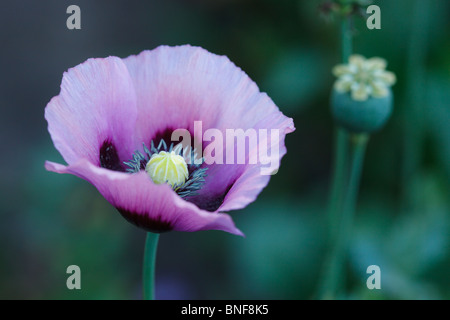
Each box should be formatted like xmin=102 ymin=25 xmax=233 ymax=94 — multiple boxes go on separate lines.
xmin=122 ymin=45 xmax=295 ymax=212
xmin=45 ymin=46 xmax=295 ymax=235
xmin=45 ymin=57 xmax=138 ymax=166
xmin=45 ymin=159 xmax=243 ymax=236
xmin=192 ymin=112 xmax=294 ymax=212
xmin=219 ymin=121 xmax=294 ymax=212
xmin=123 ymin=45 xmax=287 ymax=143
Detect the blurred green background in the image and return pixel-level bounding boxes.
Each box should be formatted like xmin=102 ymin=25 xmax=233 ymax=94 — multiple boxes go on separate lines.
xmin=0 ymin=0 xmax=449 ymax=299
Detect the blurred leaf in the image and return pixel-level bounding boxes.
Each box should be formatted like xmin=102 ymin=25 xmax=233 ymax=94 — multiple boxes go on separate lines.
xmin=229 ymin=197 xmax=327 ymax=299
xmin=426 ymin=72 xmax=450 ymax=181
xmin=261 ymin=46 xmax=329 ymax=113
xmin=350 ymin=172 xmax=450 ymax=299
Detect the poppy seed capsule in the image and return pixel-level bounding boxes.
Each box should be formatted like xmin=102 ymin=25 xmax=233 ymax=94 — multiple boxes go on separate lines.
xmin=146 ymin=151 xmax=189 ymax=187
xmin=331 ymin=87 xmax=393 ymax=133
xmin=331 ymin=54 xmax=396 ymax=133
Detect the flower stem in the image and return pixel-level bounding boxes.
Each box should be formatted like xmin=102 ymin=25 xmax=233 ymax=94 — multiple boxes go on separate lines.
xmin=319 ymin=134 xmax=369 ymax=299
xmin=327 ymin=128 xmax=349 ymax=239
xmin=142 ymin=232 xmax=160 ymax=300
xmin=335 ymin=134 xmax=368 ymax=285
xmin=326 ymin=15 xmax=352 ymax=237
xmin=317 ymin=16 xmax=357 ymax=299
xmin=341 ymin=16 xmax=352 ymax=63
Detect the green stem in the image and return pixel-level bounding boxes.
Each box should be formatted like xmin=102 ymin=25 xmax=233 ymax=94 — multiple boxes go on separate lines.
xmin=341 ymin=16 xmax=352 ymax=63
xmin=342 ymin=134 xmax=368 ymax=236
xmin=142 ymin=232 xmax=160 ymax=300
xmin=326 ymin=13 xmax=353 ymax=237
xmin=327 ymin=128 xmax=349 ymax=239
xmin=327 ymin=14 xmax=352 ymax=231
xmin=337 ymin=134 xmax=368 ymax=284
xmin=319 ymin=134 xmax=369 ymax=299
xmin=316 ymin=15 xmax=353 ymax=299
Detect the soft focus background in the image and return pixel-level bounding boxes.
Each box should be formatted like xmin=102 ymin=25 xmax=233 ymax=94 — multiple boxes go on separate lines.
xmin=0 ymin=0 xmax=449 ymax=300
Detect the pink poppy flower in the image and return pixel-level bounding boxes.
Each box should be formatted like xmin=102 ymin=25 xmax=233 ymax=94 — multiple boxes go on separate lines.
xmin=45 ymin=45 xmax=295 ymax=236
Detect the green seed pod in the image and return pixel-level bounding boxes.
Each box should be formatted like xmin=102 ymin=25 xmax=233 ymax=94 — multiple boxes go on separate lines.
xmin=331 ymin=87 xmax=393 ymax=133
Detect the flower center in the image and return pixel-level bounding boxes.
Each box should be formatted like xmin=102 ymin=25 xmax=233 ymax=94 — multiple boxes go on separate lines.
xmin=124 ymin=139 xmax=208 ymax=199
xmin=145 ymin=150 xmax=189 ymax=188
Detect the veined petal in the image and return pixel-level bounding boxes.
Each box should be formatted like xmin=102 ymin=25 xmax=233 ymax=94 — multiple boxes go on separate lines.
xmin=45 ymin=159 xmax=243 ymax=236
xmin=123 ymin=45 xmax=293 ymax=141
xmin=123 ymin=45 xmax=234 ymax=144
xmin=45 ymin=57 xmax=138 ymax=166
xmin=218 ymin=119 xmax=292 ymax=212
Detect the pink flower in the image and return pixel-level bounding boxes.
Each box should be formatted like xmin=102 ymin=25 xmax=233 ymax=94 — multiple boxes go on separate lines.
xmin=45 ymin=45 xmax=295 ymax=236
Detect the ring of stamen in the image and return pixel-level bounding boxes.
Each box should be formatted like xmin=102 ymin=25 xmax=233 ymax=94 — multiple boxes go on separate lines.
xmin=123 ymin=140 xmax=208 ymax=199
